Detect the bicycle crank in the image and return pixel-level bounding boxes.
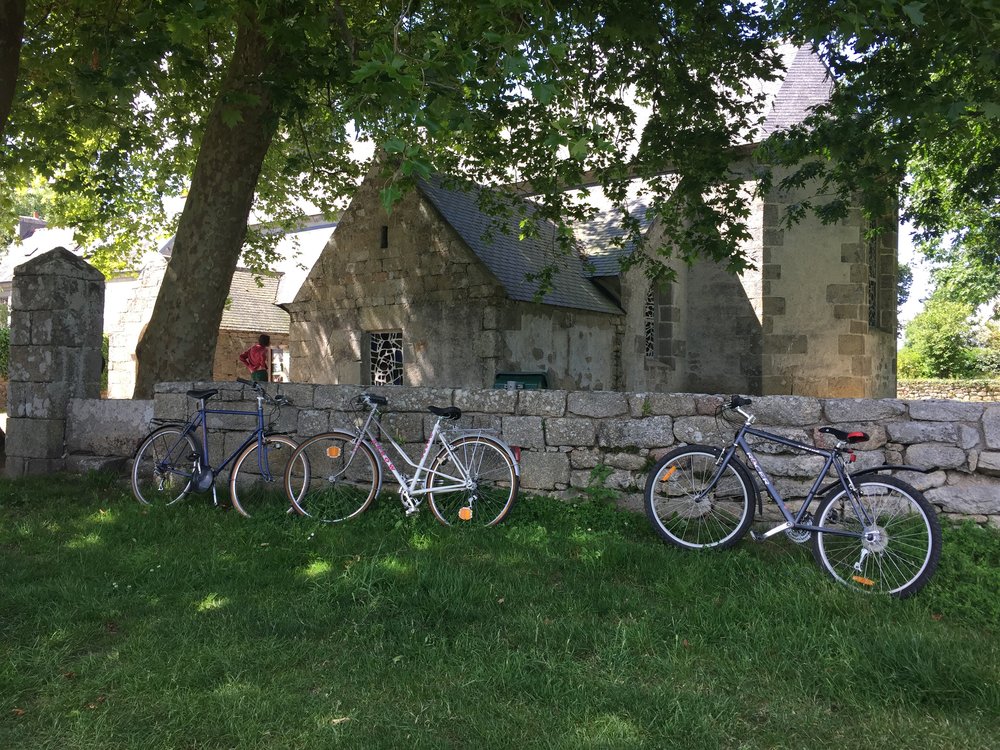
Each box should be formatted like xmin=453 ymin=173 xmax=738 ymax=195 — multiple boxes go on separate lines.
xmin=399 ymin=487 xmax=420 ymax=516
xmin=784 ymin=513 xmax=813 ymax=544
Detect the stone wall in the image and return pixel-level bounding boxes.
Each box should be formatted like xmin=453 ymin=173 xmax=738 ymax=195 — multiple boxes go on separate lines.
xmin=898 ymin=379 xmax=1000 ymax=402
xmin=757 ymin=169 xmax=897 ymax=398
xmin=108 ymin=382 xmax=1000 ymax=526
xmin=65 ymin=398 xmax=154 ymax=472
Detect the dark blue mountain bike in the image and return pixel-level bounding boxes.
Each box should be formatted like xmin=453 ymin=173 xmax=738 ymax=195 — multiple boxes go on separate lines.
xmin=130 ymin=378 xmax=304 ymax=518
xmin=644 ymin=395 xmax=942 ymax=597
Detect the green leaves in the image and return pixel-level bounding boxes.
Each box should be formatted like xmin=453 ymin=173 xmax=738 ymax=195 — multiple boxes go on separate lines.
xmin=901 ymin=2 xmax=926 ymax=25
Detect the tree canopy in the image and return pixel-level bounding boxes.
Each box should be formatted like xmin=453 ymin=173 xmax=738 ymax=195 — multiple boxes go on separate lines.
xmin=2 ymin=0 xmax=998 ymax=394
xmin=762 ymin=0 xmax=1000 ymax=303
xmin=3 ymin=0 xmax=787 ymax=396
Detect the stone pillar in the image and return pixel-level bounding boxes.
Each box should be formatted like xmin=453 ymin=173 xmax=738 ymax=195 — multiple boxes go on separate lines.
xmin=5 ymin=248 xmax=105 ymax=477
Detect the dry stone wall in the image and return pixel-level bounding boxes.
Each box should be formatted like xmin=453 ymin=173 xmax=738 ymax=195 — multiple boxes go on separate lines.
xmin=135 ymin=382 xmax=1000 ymax=527
xmin=898 ymin=379 xmax=1000 ymax=402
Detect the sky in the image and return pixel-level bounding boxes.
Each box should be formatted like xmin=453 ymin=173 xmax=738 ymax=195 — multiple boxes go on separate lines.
xmin=897 ymin=220 xmax=931 ymax=331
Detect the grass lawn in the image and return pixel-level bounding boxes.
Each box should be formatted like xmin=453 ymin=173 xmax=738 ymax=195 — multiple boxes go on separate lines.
xmin=2 ymin=473 xmax=999 ymax=749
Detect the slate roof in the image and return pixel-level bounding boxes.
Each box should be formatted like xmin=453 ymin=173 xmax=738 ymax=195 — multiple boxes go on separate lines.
xmin=760 ymin=46 xmax=834 ymax=138
xmin=416 ymin=177 xmax=622 ymax=315
xmin=571 ymin=191 xmax=655 ymax=278
xmin=0 ymin=225 xmax=80 ymax=284
xmin=219 ymin=268 xmax=290 ymax=334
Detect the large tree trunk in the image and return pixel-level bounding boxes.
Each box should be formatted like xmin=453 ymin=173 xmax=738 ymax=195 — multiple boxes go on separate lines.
xmin=133 ymin=15 xmax=278 ymax=399
xmin=0 ymin=0 xmax=26 ymax=138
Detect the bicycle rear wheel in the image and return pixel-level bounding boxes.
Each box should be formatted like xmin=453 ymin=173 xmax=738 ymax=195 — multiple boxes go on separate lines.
xmin=426 ymin=436 xmax=518 ymax=527
xmin=812 ymin=476 xmax=941 ymax=598
xmin=285 ymin=431 xmax=379 ymax=523
xmin=644 ymin=446 xmax=755 ymax=550
xmin=131 ymin=426 xmax=197 ymax=506
xmin=230 ymin=435 xmax=302 ymax=519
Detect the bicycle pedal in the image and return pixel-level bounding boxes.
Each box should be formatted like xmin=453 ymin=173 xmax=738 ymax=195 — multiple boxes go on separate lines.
xmin=404 ymin=505 xmax=419 ymax=517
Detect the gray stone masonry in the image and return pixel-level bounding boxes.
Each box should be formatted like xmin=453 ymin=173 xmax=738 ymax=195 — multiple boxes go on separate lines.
xmin=58 ymin=382 xmax=1000 ymax=525
xmin=6 ymin=249 xmax=104 ymax=477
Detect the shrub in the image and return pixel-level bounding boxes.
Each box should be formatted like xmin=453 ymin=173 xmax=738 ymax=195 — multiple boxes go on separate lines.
xmin=901 ymin=297 xmax=979 ymax=378
xmin=896 ymin=346 xmax=924 ymax=378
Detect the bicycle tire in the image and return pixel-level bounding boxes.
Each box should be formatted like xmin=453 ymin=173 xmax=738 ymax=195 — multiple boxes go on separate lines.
xmin=643 ymin=445 xmax=755 ymax=550
xmin=229 ymin=435 xmax=301 ymax=519
xmin=284 ymin=431 xmax=380 ymax=523
xmin=131 ymin=426 xmax=198 ymax=506
xmin=426 ymin=436 xmax=518 ymax=527
xmin=811 ymin=476 xmax=942 ymax=598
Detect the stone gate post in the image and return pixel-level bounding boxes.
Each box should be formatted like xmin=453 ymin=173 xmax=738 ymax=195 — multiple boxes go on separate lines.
xmin=5 ymin=247 xmax=105 ymax=477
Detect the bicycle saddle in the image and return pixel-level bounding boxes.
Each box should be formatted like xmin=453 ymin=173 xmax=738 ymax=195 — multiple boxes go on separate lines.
xmin=818 ymin=427 xmax=869 ymax=443
xmin=187 ymin=388 xmax=218 ymax=401
xmin=429 ymin=405 xmax=462 ymax=420
xmin=359 ymin=393 xmax=388 ymax=405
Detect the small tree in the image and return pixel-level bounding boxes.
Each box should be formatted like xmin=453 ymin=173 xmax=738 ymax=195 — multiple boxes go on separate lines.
xmin=899 ymin=296 xmax=979 ymax=378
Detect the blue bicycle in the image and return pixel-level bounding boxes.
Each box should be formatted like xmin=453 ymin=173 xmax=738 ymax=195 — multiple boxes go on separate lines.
xmin=130 ymin=378 xmax=304 ymax=518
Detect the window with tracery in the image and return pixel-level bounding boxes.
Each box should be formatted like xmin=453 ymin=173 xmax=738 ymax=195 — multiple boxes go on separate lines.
xmin=369 ymin=331 xmax=403 ymax=385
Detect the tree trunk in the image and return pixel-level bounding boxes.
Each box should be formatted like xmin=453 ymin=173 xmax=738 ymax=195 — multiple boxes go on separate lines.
xmin=132 ymin=15 xmax=278 ymax=399
xmin=0 ymin=0 xmax=26 ymax=139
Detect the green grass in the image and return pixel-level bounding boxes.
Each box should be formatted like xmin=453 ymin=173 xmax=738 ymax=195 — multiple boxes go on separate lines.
xmin=2 ymin=473 xmax=998 ymax=749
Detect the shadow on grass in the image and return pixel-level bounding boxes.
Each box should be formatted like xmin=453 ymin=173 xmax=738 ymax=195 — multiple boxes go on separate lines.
xmin=1 ymin=473 xmax=999 ymax=749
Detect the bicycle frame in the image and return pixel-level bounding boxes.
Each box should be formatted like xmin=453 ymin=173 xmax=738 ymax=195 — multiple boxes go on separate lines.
xmin=349 ymin=406 xmax=476 ymax=501
xmin=159 ymin=393 xmax=279 ymax=483
xmin=345 ymin=402 xmax=518 ymax=506
xmin=712 ymin=410 xmax=873 ymax=541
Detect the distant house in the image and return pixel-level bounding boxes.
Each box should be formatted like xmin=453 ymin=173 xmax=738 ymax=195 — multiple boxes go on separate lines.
xmin=2 ymin=215 xmax=333 ymax=398
xmin=286 ymin=47 xmax=898 ymax=398
xmin=104 ymin=217 xmax=334 ymax=397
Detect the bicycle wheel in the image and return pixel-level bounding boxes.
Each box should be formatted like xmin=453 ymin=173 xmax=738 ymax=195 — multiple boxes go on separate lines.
xmin=812 ymin=476 xmax=941 ymax=598
xmin=644 ymin=446 xmax=755 ymax=550
xmin=285 ymin=431 xmax=379 ymax=523
xmin=131 ymin=426 xmax=198 ymax=506
xmin=427 ymin=436 xmax=518 ymax=527
xmin=230 ymin=435 xmax=301 ymax=519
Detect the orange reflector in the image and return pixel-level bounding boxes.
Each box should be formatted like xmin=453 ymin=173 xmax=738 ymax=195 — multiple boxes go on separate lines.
xmin=851 ymin=575 xmax=875 ymax=587
xmin=326 ymin=446 xmax=341 ymax=458
xmin=458 ymin=507 xmax=473 ymax=521
xmin=660 ymin=466 xmax=677 ymax=482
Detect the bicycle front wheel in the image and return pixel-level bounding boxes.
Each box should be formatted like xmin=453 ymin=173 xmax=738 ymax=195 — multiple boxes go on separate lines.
xmin=230 ymin=435 xmax=301 ymax=519
xmin=427 ymin=437 xmax=518 ymax=527
xmin=285 ymin=431 xmax=379 ymax=523
xmin=131 ymin=426 xmax=198 ymax=506
xmin=812 ymin=476 xmax=941 ymax=598
xmin=644 ymin=446 xmax=755 ymax=550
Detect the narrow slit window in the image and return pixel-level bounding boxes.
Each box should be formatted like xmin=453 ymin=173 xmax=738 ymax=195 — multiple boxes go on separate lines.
xmin=380 ymin=225 xmax=389 ymax=249
xmin=644 ymin=287 xmax=656 ymax=358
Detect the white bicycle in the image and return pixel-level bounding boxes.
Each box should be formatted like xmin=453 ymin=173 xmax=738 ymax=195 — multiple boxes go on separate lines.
xmin=284 ymin=393 xmax=520 ymax=526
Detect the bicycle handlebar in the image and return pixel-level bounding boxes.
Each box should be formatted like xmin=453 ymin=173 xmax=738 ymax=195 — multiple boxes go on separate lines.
xmin=357 ymin=393 xmax=388 ymax=407
xmin=236 ymin=378 xmax=291 ymax=406
xmin=727 ymin=395 xmax=753 ymax=409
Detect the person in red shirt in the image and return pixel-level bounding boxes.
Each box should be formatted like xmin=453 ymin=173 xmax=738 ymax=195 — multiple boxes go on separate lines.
xmin=239 ymin=334 xmax=271 ymax=382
